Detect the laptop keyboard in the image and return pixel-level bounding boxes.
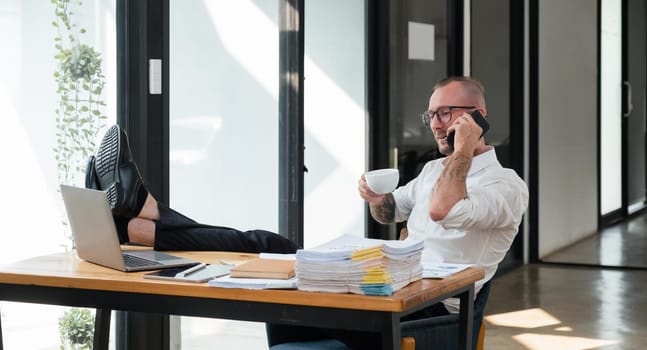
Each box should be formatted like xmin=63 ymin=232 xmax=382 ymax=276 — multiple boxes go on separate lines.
xmin=122 ymin=253 xmax=163 ymax=268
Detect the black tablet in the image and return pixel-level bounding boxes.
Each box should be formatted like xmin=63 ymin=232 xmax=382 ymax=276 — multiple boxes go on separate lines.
xmin=143 ymin=264 xmax=232 ymax=283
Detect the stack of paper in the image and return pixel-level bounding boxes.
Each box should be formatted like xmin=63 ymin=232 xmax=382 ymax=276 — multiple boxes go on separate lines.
xmin=295 ymin=234 xmax=424 ymax=296
xmin=208 ymin=275 xmax=297 ymax=289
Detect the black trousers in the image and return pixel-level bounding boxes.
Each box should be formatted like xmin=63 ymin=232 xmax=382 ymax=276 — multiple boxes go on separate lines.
xmin=151 ymin=203 xmax=300 ymax=254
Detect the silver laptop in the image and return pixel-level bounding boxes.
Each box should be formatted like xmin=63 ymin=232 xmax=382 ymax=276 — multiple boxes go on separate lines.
xmin=60 ymin=184 xmax=198 ymax=272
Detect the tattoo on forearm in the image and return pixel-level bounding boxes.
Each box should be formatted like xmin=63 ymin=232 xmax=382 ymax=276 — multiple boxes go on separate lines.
xmin=370 ymin=194 xmax=395 ymax=224
xmin=433 ymin=154 xmax=470 ymax=194
xmin=447 ymin=154 xmax=470 ymax=182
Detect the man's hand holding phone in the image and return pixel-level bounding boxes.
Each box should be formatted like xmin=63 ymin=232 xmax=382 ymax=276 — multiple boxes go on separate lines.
xmin=446 ymin=110 xmax=490 ymax=149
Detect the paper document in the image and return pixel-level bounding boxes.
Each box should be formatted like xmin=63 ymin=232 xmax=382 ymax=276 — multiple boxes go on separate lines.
xmin=208 ymin=275 xmax=297 ymax=290
xmin=422 ymin=262 xmax=473 ymax=279
xmin=259 ymin=253 xmax=296 ymax=260
xmin=297 ymin=234 xmax=423 ymax=261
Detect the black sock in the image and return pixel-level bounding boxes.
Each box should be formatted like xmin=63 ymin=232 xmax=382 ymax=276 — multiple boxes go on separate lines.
xmin=133 ymin=185 xmax=148 ymax=217
xmin=113 ymin=216 xmax=130 ymax=244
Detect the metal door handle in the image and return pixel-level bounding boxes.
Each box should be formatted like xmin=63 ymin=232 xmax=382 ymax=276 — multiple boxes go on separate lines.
xmin=624 ymin=81 xmax=633 ymax=117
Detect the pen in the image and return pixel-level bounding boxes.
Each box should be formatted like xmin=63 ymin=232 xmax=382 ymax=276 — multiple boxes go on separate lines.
xmin=182 ymin=263 xmax=207 ymax=277
xmin=219 ymin=259 xmax=236 ymax=266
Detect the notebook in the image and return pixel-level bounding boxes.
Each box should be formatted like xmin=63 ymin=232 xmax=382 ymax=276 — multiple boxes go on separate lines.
xmin=229 ymin=258 xmax=296 ymax=279
xmin=60 ymin=184 xmax=198 ymax=272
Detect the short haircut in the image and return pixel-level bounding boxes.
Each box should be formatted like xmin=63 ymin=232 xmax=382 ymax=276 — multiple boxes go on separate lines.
xmin=433 ymin=76 xmax=485 ymax=94
xmin=432 ymin=76 xmax=486 ymax=107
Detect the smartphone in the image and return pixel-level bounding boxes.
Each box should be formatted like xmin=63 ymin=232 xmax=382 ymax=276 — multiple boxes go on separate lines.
xmin=143 ymin=264 xmax=232 ymax=283
xmin=446 ymin=110 xmax=490 ymax=148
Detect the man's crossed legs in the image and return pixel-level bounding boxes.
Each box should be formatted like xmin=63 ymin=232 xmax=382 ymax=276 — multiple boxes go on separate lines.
xmin=85 ymin=125 xmax=299 ymax=254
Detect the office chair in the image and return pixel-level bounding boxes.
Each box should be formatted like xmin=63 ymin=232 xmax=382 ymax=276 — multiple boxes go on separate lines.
xmin=398 ymin=280 xmax=489 ymax=350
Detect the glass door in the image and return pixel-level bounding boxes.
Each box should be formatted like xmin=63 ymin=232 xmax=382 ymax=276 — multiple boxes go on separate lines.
xmin=169 ymin=0 xmax=280 ymax=231
xmin=389 ymin=0 xmax=450 ymax=188
xmin=624 ymin=0 xmax=647 ymax=216
xmin=303 ymin=0 xmax=367 ymax=248
xmin=600 ymin=0 xmax=623 ymax=222
xmin=0 ymin=0 xmax=117 ymax=348
xmin=169 ymin=1 xmax=281 ymax=348
xmin=600 ymin=0 xmax=646 ymax=225
xmin=368 ymin=0 xmax=452 ymax=240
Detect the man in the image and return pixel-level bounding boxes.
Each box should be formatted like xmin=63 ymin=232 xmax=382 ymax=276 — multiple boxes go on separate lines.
xmin=361 ymin=76 xmax=528 ymax=305
xmin=85 ymin=124 xmax=299 ymax=254
xmin=269 ymin=77 xmax=528 ymax=350
xmin=355 ymin=76 xmax=528 ymax=347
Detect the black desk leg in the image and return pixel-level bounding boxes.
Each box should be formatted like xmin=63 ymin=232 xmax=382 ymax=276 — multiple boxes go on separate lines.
xmin=380 ymin=313 xmax=401 ymax=350
xmin=116 ymin=311 xmax=170 ymax=350
xmin=94 ymin=308 xmax=111 ymax=350
xmin=458 ymin=286 xmax=475 ymax=350
xmin=1 ymin=305 xmax=4 ymax=350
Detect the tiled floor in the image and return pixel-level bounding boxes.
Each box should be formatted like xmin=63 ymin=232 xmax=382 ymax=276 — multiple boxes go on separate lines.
xmin=484 ymin=264 xmax=647 ymax=350
xmin=542 ymin=210 xmax=647 ymax=267
xmin=486 ymin=210 xmax=647 ymax=349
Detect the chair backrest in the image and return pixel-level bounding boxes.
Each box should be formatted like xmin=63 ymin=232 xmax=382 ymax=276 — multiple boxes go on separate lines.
xmin=399 ymin=247 xmax=492 ymax=350
xmin=473 ymin=281 xmax=491 ymax=322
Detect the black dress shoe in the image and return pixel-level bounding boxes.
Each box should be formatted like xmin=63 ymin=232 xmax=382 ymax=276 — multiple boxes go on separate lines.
xmin=84 ymin=155 xmax=101 ymax=190
xmin=94 ymin=125 xmax=147 ymax=217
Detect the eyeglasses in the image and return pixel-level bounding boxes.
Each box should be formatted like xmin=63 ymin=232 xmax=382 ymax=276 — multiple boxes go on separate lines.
xmin=421 ymin=105 xmax=476 ymax=125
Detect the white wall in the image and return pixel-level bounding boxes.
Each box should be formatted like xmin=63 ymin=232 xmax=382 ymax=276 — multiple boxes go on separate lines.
xmin=538 ymin=0 xmax=598 ymax=257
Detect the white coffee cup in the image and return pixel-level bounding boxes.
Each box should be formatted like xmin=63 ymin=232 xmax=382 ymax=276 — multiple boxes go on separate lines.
xmin=365 ymin=168 xmax=399 ymax=194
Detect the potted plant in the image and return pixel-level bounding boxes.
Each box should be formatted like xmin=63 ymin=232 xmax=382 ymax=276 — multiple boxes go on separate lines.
xmin=58 ymin=307 xmax=95 ymax=350
xmin=52 ymin=0 xmax=107 ymax=244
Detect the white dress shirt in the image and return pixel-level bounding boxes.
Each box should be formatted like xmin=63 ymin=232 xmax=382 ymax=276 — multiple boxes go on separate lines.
xmin=392 ymin=147 xmax=529 ymax=312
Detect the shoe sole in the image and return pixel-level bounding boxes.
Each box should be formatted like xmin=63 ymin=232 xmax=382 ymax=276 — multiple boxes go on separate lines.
xmin=95 ymin=125 xmax=120 ymax=209
xmin=84 ymin=155 xmax=100 ymax=190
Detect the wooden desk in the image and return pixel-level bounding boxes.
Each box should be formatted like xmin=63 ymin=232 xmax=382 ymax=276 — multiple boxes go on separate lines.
xmin=0 ymin=251 xmax=484 ymax=350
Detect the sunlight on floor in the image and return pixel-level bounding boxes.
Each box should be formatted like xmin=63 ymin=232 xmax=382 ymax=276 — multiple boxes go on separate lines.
xmin=485 ymin=308 xmax=561 ymax=328
xmin=513 ymin=333 xmax=619 ymax=350
xmin=486 ymin=308 xmax=620 ymax=350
